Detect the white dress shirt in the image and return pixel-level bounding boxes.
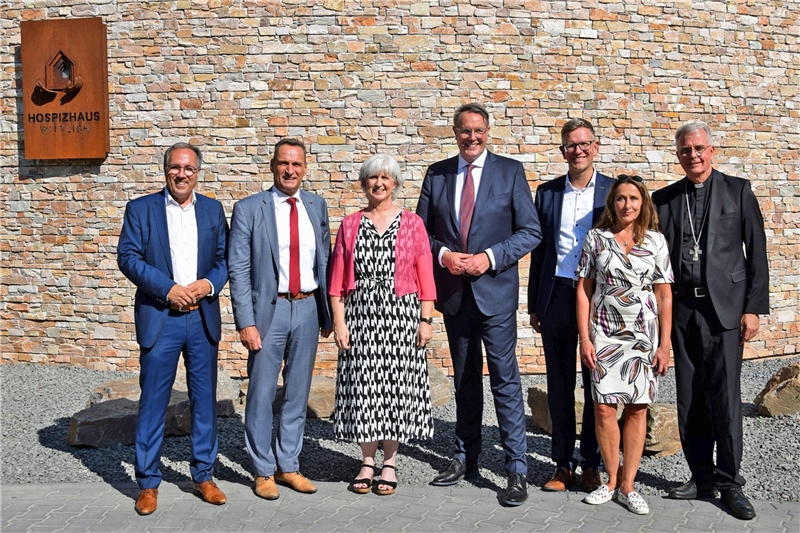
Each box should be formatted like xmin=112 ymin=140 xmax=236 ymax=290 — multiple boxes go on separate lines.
xmin=556 ymin=170 xmax=596 ymax=280
xmin=439 ymin=150 xmax=496 ymax=269
xmin=272 ymin=188 xmax=318 ymax=293
xmin=165 ymin=190 xmax=215 ymax=296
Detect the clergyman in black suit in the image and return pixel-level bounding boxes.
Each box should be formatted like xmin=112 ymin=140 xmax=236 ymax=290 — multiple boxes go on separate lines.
xmin=416 ymin=102 xmax=542 ymax=506
xmin=528 ymin=118 xmax=611 ymax=493
xmin=652 ymin=121 xmax=769 ymax=521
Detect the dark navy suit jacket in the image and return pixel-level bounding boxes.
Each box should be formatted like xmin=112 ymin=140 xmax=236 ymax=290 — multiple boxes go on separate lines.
xmin=527 ymin=173 xmax=614 ymax=318
xmin=416 ymin=150 xmax=542 ymax=316
xmin=117 ymin=189 xmax=229 ymax=349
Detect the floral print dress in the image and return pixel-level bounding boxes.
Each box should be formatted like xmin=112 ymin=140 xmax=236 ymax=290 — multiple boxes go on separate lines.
xmin=576 ymin=228 xmax=674 ymax=404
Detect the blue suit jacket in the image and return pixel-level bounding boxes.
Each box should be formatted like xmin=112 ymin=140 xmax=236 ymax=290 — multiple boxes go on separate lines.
xmin=117 ymin=189 xmax=229 ymax=349
xmin=227 ymin=188 xmax=332 ymax=339
xmin=416 ymin=150 xmax=542 ymax=316
xmin=527 ymin=173 xmax=614 ymax=317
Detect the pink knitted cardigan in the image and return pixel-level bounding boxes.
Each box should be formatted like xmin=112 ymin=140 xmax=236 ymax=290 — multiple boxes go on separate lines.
xmin=328 ymin=209 xmax=436 ymax=300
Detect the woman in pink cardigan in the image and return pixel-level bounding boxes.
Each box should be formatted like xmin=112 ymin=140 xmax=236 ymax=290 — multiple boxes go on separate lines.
xmin=329 ymin=154 xmax=436 ymax=496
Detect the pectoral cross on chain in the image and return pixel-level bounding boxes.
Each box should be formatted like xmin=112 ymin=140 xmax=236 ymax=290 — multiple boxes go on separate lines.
xmin=690 ymin=244 xmax=702 ymax=261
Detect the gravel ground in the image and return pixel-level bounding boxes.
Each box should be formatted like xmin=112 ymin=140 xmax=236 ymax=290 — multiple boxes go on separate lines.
xmin=1 ymin=356 xmax=798 ymax=503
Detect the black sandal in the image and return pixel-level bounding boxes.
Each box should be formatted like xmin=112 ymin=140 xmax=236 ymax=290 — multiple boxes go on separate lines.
xmin=348 ymin=464 xmax=377 ymax=494
xmin=375 ymin=464 xmax=397 ymax=496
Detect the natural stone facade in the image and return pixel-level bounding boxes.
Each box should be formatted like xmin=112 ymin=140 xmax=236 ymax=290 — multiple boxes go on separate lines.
xmin=1 ymin=1 xmax=798 ymax=377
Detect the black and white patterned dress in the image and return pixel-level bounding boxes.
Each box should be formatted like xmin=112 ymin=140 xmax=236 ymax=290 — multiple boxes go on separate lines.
xmin=333 ymin=214 xmax=433 ymax=443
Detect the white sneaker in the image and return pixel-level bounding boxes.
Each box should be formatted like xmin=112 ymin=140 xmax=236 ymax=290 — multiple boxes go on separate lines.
xmin=584 ymin=484 xmax=618 ymax=505
xmin=618 ymin=490 xmax=649 ymax=514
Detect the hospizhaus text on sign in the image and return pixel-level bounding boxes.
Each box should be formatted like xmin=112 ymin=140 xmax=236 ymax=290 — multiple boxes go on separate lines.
xmin=21 ymin=17 xmax=110 ymax=160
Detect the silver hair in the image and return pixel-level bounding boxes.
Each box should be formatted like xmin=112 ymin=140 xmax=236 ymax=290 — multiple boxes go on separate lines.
xmin=675 ymin=121 xmax=714 ymax=146
xmin=359 ymin=154 xmax=403 ymax=200
xmin=163 ymin=142 xmax=203 ymax=173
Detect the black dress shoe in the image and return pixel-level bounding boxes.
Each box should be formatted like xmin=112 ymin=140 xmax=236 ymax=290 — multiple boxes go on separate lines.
xmin=667 ymin=479 xmax=716 ymax=500
xmin=502 ymin=473 xmax=528 ymax=506
xmin=721 ymin=487 xmax=756 ymax=520
xmin=431 ymin=459 xmax=478 ymax=486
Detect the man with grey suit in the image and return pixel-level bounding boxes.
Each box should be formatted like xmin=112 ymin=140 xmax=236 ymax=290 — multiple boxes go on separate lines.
xmin=228 ymin=138 xmax=332 ymax=500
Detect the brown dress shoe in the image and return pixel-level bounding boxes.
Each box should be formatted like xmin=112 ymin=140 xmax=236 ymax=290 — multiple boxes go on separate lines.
xmin=275 ymin=471 xmax=318 ymax=494
xmin=193 ymin=480 xmax=227 ymax=505
xmin=581 ymin=466 xmax=603 ymax=493
xmin=135 ymin=488 xmax=158 ymax=515
xmin=542 ymin=466 xmax=577 ymax=491
xmin=254 ymin=476 xmax=280 ymax=500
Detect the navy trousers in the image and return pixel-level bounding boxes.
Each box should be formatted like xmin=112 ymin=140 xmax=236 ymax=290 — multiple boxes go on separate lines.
xmin=539 ymin=280 xmax=600 ymax=470
xmin=443 ymin=286 xmax=527 ymax=476
xmin=135 ymin=309 xmax=219 ymax=489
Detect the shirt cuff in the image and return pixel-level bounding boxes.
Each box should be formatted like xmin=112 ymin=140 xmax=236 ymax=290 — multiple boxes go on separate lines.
xmin=204 ymin=278 xmax=215 ymax=298
xmin=438 ymin=247 xmax=449 ymax=268
xmin=484 ymin=249 xmax=496 ymax=270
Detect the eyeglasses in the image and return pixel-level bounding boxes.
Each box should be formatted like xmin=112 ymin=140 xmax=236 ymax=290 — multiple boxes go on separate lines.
xmin=617 ymin=174 xmax=645 ymax=184
xmin=561 ymin=140 xmax=595 ymax=153
xmin=678 ymin=145 xmax=709 ymax=158
xmin=166 ymin=165 xmax=198 ymax=176
xmin=456 ymin=128 xmax=488 ymax=138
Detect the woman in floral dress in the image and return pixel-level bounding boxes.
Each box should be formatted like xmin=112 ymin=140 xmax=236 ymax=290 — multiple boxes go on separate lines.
xmin=576 ymin=175 xmax=674 ymax=515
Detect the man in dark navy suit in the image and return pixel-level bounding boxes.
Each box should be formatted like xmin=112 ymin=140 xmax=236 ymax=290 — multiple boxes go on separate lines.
xmin=528 ymin=119 xmax=612 ymax=493
xmin=417 ymin=103 xmax=542 ymax=506
xmin=653 ymin=122 xmax=769 ymax=520
xmin=118 ymin=142 xmax=229 ymax=515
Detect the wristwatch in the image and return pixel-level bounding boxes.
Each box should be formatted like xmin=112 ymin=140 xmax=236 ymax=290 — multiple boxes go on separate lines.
xmin=420 ymin=317 xmax=433 ymax=324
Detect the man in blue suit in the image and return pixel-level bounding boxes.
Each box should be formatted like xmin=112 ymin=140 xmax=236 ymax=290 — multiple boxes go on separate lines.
xmin=417 ymin=103 xmax=542 ymax=506
xmin=228 ymin=139 xmax=332 ymax=501
xmin=118 ymin=142 xmax=229 ymax=515
xmin=528 ymin=118 xmax=612 ymax=493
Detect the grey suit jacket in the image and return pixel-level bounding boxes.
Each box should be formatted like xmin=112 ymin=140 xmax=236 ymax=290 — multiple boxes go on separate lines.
xmin=228 ymin=187 xmax=332 ymax=339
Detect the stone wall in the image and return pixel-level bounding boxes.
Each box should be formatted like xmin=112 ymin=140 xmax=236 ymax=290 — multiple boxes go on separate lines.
xmin=1 ymin=0 xmax=798 ymax=377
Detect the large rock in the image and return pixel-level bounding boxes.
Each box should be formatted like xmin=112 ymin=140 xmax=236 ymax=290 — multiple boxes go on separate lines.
xmin=88 ymin=359 xmax=237 ymax=416
xmin=643 ymin=404 xmax=682 ymax=457
xmin=428 ymin=361 xmax=451 ymax=407
xmin=68 ymin=390 xmax=192 ymax=448
xmin=527 ymin=384 xmax=590 ymax=435
xmin=754 ymin=362 xmax=800 ymax=416
xmin=527 ymin=385 xmax=681 ymax=457
xmin=238 ymin=361 xmax=450 ymax=418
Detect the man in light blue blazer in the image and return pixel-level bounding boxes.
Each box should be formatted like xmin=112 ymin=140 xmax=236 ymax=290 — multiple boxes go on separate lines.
xmin=118 ymin=142 xmax=229 ymax=515
xmin=228 ymin=138 xmax=332 ymax=500
xmin=528 ymin=118 xmax=613 ymax=493
xmin=417 ymin=103 xmax=542 ymax=506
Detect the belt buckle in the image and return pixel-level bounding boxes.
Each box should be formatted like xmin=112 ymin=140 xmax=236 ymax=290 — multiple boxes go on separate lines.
xmin=694 ymin=287 xmax=706 ymax=298
xmin=286 ymin=292 xmax=296 ymax=301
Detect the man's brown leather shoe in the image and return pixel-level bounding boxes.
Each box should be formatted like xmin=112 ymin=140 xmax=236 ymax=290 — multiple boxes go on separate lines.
xmin=581 ymin=466 xmax=603 ymax=493
xmin=275 ymin=471 xmax=318 ymax=494
xmin=135 ymin=488 xmax=158 ymax=515
xmin=254 ymin=476 xmax=279 ymax=500
xmin=542 ymin=466 xmax=577 ymax=492
xmin=193 ymin=480 xmax=227 ymax=505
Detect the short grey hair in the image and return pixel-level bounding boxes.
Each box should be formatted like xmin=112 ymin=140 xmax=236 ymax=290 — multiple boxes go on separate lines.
xmin=359 ymin=154 xmax=403 ymax=200
xmin=675 ymin=122 xmax=714 ymax=146
xmin=163 ymin=142 xmax=203 ymax=173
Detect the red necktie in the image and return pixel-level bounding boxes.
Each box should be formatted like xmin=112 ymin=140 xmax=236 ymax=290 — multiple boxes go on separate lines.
xmin=287 ymin=197 xmax=301 ymax=296
xmin=460 ymin=164 xmax=475 ymax=253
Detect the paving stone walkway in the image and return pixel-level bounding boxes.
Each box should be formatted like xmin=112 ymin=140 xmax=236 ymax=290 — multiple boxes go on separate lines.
xmin=2 ymin=481 xmax=797 ymax=532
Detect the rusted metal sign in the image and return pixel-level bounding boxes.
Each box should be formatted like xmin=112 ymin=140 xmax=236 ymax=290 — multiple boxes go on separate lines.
xmin=21 ymin=17 xmax=110 ymax=160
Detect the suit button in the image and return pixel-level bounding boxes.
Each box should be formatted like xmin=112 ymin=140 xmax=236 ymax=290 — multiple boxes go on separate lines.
xmin=271 ymin=299 xmax=276 ymax=304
